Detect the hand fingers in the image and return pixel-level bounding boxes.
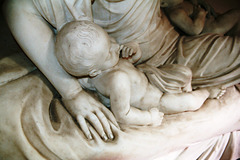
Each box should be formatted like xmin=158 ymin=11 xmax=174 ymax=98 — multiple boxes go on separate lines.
xmin=122 ymin=47 xmax=132 ymax=58
xmin=86 ymin=114 xmax=108 ymax=141
xmin=77 ymin=115 xmax=92 ymax=140
xmin=122 ymin=47 xmax=127 ymax=58
xmin=150 ymin=107 xmax=159 ymax=113
xmin=217 ymin=89 xmax=226 ymax=99
xmin=120 ymin=45 xmax=124 ymax=50
xmin=127 ymin=48 xmax=134 ymax=57
xmin=88 ymin=124 xmax=103 ymax=144
xmin=122 ymin=46 xmax=135 ymax=59
xmin=129 ymin=48 xmax=133 ymax=56
xmin=108 ymin=121 xmax=120 ymax=140
xmin=126 ymin=47 xmax=131 ymax=57
xmin=96 ymin=110 xmax=114 ymax=140
xmin=122 ymin=47 xmax=125 ymax=58
xmin=101 ymin=107 xmax=120 ymax=129
xmin=159 ymin=111 xmax=164 ymax=117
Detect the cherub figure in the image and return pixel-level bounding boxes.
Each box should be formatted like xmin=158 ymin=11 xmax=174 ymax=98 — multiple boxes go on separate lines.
xmin=55 ymin=21 xmax=223 ymax=126
xmin=161 ymin=0 xmax=240 ymax=36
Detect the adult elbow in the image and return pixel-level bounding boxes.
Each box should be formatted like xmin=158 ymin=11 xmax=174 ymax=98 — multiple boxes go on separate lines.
xmin=3 ymin=0 xmax=32 ymax=27
xmin=3 ymin=0 xmax=20 ymax=20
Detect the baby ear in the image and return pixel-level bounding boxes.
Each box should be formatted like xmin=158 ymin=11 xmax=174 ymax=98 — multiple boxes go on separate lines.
xmin=89 ymin=69 xmax=101 ymax=77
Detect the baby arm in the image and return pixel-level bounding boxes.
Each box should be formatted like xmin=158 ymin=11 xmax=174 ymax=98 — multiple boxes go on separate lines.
xmin=121 ymin=42 xmax=142 ymax=64
xmin=109 ymin=72 xmax=163 ymax=126
xmin=168 ymin=5 xmax=207 ymax=35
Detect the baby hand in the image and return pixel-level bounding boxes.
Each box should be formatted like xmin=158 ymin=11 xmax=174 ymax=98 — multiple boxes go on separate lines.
xmin=121 ymin=42 xmax=142 ymax=63
xmin=149 ymin=108 xmax=164 ymax=126
xmin=121 ymin=45 xmax=134 ymax=59
xmin=198 ymin=5 xmax=208 ymax=17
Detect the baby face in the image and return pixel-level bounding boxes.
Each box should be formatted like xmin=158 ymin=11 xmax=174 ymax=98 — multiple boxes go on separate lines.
xmin=97 ymin=36 xmax=121 ymax=71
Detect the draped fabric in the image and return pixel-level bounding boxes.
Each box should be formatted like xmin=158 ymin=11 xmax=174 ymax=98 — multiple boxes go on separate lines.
xmin=176 ymin=34 xmax=240 ymax=88
xmin=33 ymin=0 xmax=93 ymax=30
xmin=137 ymin=64 xmax=192 ymax=93
xmin=93 ymin=0 xmax=179 ymax=65
xmin=144 ymin=33 xmax=240 ymax=91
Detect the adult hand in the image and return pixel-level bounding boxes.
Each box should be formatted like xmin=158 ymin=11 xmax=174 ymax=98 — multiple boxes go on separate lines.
xmin=62 ymin=90 xmax=119 ymax=141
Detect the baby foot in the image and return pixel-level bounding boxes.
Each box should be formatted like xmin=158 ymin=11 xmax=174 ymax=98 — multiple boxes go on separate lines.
xmin=207 ymin=86 xmax=226 ymax=99
xmin=216 ymin=88 xmax=226 ymax=99
xmin=149 ymin=108 xmax=164 ymax=126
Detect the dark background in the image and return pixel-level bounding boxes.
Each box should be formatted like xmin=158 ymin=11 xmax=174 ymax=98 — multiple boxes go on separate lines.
xmin=206 ymin=0 xmax=240 ymax=13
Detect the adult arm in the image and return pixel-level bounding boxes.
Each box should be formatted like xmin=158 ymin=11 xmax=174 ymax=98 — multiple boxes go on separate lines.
xmin=4 ymin=0 xmax=118 ymax=140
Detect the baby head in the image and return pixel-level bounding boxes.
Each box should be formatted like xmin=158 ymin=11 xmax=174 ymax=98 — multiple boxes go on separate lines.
xmin=55 ymin=21 xmax=120 ymax=77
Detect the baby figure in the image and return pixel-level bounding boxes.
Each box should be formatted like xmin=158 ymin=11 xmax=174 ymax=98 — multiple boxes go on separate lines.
xmin=55 ymin=21 xmax=219 ymax=126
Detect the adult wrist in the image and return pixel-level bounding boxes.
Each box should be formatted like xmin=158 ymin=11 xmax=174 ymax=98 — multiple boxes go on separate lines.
xmin=61 ymin=86 xmax=83 ymax=100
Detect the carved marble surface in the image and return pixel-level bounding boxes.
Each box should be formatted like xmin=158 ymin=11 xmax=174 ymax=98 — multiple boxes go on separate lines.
xmin=1 ymin=62 xmax=240 ymax=159
xmin=1 ymin=0 xmax=240 ymax=159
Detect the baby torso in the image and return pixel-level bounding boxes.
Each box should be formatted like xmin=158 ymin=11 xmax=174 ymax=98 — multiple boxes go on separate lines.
xmin=89 ymin=60 xmax=162 ymax=109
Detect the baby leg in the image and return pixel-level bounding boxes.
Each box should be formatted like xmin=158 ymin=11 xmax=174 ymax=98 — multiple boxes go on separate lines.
xmin=159 ymin=89 xmax=210 ymax=114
